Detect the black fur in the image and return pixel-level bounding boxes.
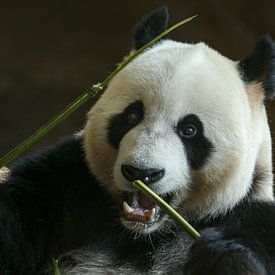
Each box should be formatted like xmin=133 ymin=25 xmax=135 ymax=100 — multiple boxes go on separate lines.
xmin=184 ymin=229 xmax=270 ymax=275
xmin=176 ymin=114 xmax=213 ymax=169
xmin=184 ymin=201 xmax=275 ymax=274
xmin=0 ymin=137 xmax=275 ymax=273
xmin=107 ymin=100 xmax=144 ymax=149
xmin=239 ymin=35 xmax=275 ymax=98
xmin=0 ymin=136 xmax=117 ymax=274
xmin=133 ymin=6 xmax=169 ymax=50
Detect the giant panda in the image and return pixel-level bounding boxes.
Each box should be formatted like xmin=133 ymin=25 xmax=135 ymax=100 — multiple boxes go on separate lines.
xmin=0 ymin=6 xmax=275 ymax=275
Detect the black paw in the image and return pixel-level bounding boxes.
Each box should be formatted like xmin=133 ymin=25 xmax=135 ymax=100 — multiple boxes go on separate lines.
xmin=184 ymin=228 xmax=268 ymax=275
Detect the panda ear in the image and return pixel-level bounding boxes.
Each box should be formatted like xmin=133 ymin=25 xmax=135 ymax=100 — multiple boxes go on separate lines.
xmin=133 ymin=6 xmax=169 ymax=50
xmin=239 ymin=35 xmax=275 ymax=99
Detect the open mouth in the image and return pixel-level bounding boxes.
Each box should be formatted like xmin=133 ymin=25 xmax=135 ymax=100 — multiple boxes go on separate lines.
xmin=121 ymin=191 xmax=173 ymax=226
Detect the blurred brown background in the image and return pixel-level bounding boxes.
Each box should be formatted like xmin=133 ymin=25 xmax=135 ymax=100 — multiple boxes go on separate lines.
xmin=0 ymin=0 xmax=275 ymax=159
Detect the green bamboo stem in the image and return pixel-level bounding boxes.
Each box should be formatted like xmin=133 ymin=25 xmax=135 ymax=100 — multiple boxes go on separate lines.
xmin=0 ymin=92 xmax=93 ymax=168
xmin=52 ymin=258 xmax=61 ymax=275
xmin=100 ymin=15 xmax=198 ymax=88
xmin=0 ymin=15 xmax=197 ymax=168
xmin=133 ymin=180 xmax=200 ymax=240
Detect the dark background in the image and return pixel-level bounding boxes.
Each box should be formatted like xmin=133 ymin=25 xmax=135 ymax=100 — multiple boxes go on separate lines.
xmin=0 ymin=0 xmax=275 ymax=159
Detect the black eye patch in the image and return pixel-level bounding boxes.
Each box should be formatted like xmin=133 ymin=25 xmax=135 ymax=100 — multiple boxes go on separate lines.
xmin=176 ymin=114 xmax=213 ymax=169
xmin=107 ymin=101 xmax=144 ymax=149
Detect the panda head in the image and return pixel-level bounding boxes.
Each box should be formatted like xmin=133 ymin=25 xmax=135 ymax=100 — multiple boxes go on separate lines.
xmin=84 ymin=7 xmax=275 ymax=234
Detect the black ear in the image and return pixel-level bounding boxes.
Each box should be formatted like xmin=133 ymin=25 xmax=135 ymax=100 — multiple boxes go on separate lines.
xmin=239 ymin=35 xmax=275 ymax=98
xmin=133 ymin=6 xmax=169 ymax=50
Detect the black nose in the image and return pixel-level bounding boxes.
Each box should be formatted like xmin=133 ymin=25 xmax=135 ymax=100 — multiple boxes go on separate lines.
xmin=121 ymin=165 xmax=165 ymax=184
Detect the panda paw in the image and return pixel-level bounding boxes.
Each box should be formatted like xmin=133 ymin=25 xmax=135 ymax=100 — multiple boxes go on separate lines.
xmin=183 ymin=228 xmax=268 ymax=275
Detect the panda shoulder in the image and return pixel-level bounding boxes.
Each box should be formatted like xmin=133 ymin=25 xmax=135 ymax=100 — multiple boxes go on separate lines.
xmin=5 ymin=134 xmax=96 ymax=189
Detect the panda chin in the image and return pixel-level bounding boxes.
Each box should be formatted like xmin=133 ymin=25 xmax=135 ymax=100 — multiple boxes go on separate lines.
xmin=120 ymin=190 xmax=173 ymax=233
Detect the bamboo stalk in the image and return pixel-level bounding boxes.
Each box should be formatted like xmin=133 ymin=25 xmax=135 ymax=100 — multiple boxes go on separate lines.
xmin=52 ymin=258 xmax=61 ymax=275
xmin=133 ymin=180 xmax=200 ymax=240
xmin=0 ymin=15 xmax=197 ymax=168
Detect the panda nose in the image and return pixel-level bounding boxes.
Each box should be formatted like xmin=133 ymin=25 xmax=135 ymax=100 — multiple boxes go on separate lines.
xmin=121 ymin=165 xmax=165 ymax=184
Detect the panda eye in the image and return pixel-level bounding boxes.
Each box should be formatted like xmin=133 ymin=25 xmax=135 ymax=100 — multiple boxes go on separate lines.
xmin=127 ymin=111 xmax=142 ymax=125
xmin=108 ymin=101 xmax=144 ymax=149
xmin=178 ymin=124 xmax=197 ymax=139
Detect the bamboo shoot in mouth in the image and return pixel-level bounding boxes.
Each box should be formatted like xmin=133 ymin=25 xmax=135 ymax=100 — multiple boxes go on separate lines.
xmin=133 ymin=180 xmax=201 ymax=240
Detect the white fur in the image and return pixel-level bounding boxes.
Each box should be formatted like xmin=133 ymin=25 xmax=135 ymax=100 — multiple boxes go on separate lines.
xmin=84 ymin=40 xmax=274 ymax=231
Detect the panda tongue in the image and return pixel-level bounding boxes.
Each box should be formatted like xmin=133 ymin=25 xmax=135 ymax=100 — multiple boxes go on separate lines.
xmin=136 ymin=191 xmax=155 ymax=209
xmin=123 ymin=191 xmax=157 ymax=222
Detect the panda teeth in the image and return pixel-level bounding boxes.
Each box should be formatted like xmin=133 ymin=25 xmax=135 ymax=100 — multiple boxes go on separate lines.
xmin=123 ymin=201 xmax=157 ymax=221
xmin=145 ymin=207 xmax=156 ymax=221
xmin=123 ymin=201 xmax=134 ymax=213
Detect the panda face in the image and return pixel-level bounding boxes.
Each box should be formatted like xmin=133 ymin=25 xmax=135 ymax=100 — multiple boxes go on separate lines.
xmin=84 ymin=40 xmax=269 ymax=234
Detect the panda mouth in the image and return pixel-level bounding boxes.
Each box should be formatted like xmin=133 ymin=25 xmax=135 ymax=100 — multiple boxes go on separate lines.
xmin=122 ymin=191 xmax=172 ymax=224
